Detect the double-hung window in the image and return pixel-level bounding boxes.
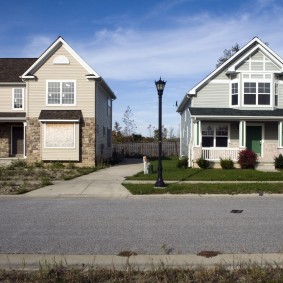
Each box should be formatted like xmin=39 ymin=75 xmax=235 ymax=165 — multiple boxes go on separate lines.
xmin=47 ymin=81 xmax=75 ymax=105
xmin=13 ymin=88 xmax=24 ymax=110
xmin=231 ymin=82 xmax=238 ymax=106
xmin=244 ymin=81 xmax=270 ymax=105
xmin=202 ymin=124 xmax=228 ymax=147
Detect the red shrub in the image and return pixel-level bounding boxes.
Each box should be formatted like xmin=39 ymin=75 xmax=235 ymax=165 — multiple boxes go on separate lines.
xmin=238 ymin=149 xmax=258 ymax=169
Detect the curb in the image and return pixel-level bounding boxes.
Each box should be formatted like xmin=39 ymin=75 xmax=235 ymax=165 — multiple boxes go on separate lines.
xmin=0 ymin=253 xmax=283 ymax=270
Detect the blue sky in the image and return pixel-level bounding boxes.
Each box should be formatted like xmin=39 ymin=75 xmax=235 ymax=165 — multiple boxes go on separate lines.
xmin=1 ymin=0 xmax=283 ymax=136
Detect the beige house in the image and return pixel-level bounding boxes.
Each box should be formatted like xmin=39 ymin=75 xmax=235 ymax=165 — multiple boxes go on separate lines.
xmin=177 ymin=37 xmax=283 ymax=167
xmin=0 ymin=36 xmax=116 ymax=166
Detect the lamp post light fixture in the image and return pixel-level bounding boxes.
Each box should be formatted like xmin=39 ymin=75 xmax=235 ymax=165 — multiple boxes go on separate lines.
xmin=154 ymin=77 xmax=166 ymax=188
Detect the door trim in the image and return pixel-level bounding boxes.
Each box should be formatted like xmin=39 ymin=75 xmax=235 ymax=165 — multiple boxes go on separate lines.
xmin=246 ymin=123 xmax=264 ymax=157
xmin=11 ymin=126 xmax=24 ymax=156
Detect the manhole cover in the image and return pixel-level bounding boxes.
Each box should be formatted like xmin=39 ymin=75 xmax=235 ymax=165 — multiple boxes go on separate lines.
xmin=231 ymin=209 xmax=243 ymax=213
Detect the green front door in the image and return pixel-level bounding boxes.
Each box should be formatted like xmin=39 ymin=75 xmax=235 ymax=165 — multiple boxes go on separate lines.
xmin=246 ymin=126 xmax=262 ymax=156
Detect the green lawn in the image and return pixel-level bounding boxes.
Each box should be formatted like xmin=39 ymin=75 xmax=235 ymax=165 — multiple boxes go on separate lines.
xmin=126 ymin=157 xmax=283 ymax=181
xmin=124 ymin=183 xmax=283 ymax=195
xmin=124 ymin=157 xmax=283 ymax=194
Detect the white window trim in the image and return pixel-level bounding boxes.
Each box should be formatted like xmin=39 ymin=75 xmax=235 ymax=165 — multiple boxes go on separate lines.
xmin=46 ymin=80 xmax=76 ymax=106
xmin=44 ymin=123 xmax=76 ymax=149
xmin=12 ymin=88 xmax=24 ymax=110
xmin=201 ymin=123 xmax=230 ymax=148
xmin=242 ymin=77 xmax=273 ymax=107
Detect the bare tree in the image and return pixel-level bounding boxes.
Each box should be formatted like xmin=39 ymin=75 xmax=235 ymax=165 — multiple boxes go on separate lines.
xmin=216 ymin=43 xmax=240 ymax=68
xmin=122 ymin=106 xmax=137 ymax=136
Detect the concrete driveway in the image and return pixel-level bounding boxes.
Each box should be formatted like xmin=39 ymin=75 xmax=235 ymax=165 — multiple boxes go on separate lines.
xmin=25 ymin=159 xmax=143 ymax=197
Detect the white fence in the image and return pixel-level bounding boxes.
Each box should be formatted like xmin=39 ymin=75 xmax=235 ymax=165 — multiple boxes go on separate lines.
xmin=113 ymin=142 xmax=180 ymax=157
xmin=202 ymin=148 xmax=239 ymax=161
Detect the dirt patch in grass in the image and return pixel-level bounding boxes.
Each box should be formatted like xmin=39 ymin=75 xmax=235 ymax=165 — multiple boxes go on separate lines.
xmin=0 ymin=160 xmax=99 ymax=195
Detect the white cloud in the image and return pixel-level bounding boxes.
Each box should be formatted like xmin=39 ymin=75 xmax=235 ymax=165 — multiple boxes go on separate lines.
xmin=18 ymin=1 xmax=283 ymax=136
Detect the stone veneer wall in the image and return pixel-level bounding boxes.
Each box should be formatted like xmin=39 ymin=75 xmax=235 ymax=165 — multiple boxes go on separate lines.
xmin=0 ymin=123 xmax=11 ymax=157
xmin=25 ymin=117 xmax=96 ymax=166
xmin=25 ymin=118 xmax=41 ymax=162
xmin=80 ymin=117 xmax=96 ymax=166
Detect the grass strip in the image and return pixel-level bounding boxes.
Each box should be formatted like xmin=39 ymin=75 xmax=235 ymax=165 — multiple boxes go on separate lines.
xmin=126 ymin=158 xmax=283 ymax=181
xmin=123 ymin=182 xmax=283 ymax=195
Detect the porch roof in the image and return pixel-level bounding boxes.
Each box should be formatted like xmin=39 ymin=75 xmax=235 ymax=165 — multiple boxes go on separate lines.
xmin=0 ymin=112 xmax=26 ymax=122
xmin=189 ymin=107 xmax=283 ymax=120
xmin=38 ymin=110 xmax=82 ymax=122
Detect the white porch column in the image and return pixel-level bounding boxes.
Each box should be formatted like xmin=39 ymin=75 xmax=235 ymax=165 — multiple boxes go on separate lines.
xmin=239 ymin=120 xmax=246 ymax=148
xmin=279 ymin=121 xmax=283 ymax=148
xmin=23 ymin=122 xmax=27 ymax=158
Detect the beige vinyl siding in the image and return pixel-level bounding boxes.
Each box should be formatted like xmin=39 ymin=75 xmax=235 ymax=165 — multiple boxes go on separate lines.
xmin=193 ymin=83 xmax=229 ymax=107
xmin=0 ymin=85 xmax=26 ymax=112
xmin=41 ymin=122 xmax=79 ymax=161
xmin=28 ymin=45 xmax=95 ymax=118
xmin=237 ymin=60 xmax=249 ymax=71
xmin=95 ymin=84 xmax=112 ymax=159
xmin=265 ymin=122 xmax=277 ymax=142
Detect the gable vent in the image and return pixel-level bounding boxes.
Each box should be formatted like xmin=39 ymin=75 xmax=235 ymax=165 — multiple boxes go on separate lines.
xmin=53 ymin=55 xmax=69 ymax=65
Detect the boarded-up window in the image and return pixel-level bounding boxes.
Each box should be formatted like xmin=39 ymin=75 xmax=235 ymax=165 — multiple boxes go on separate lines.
xmin=45 ymin=123 xmax=75 ymax=148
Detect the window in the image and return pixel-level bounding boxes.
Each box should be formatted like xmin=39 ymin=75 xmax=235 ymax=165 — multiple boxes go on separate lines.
xmin=13 ymin=88 xmax=24 ymax=109
xmin=202 ymin=124 xmax=228 ymax=147
xmin=107 ymin=99 xmax=111 ymax=116
xmin=44 ymin=123 xmax=75 ymax=148
xmin=107 ymin=128 xmax=111 ymax=147
xmin=275 ymin=83 xmax=279 ymax=107
xmin=244 ymin=82 xmax=270 ymax=105
xmin=231 ymin=83 xmax=238 ymax=105
xmin=47 ymin=81 xmax=75 ymax=105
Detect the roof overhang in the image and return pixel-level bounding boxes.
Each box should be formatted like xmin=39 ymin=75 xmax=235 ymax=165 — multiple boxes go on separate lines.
xmin=0 ymin=112 xmax=26 ymax=122
xmin=38 ymin=110 xmax=82 ymax=122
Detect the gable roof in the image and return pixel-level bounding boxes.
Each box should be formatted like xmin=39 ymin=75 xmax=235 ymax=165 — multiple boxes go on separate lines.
xmin=21 ymin=36 xmax=100 ymax=79
xmin=21 ymin=36 xmax=116 ymax=99
xmin=0 ymin=58 xmax=37 ymax=83
xmin=177 ymin=37 xmax=283 ymax=112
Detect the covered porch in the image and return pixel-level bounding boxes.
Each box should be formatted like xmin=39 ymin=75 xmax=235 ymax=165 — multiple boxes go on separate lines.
xmin=0 ymin=113 xmax=26 ymax=160
xmin=189 ymin=108 xmax=283 ymax=167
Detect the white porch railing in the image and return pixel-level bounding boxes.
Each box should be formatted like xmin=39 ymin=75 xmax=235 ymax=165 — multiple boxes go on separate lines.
xmin=202 ymin=148 xmax=239 ymax=161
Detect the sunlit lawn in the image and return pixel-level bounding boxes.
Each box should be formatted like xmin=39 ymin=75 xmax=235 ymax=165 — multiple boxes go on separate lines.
xmin=126 ymin=157 xmax=283 ymax=181
xmin=124 ymin=157 xmax=283 ymax=194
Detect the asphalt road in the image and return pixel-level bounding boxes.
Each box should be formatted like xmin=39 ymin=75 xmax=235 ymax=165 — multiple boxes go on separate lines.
xmin=0 ymin=196 xmax=282 ymax=255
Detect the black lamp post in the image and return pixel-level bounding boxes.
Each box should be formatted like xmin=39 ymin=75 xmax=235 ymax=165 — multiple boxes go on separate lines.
xmin=155 ymin=77 xmax=166 ymax=188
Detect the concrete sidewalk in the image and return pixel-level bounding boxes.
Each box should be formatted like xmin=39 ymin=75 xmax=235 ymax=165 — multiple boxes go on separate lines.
xmin=0 ymin=253 xmax=283 ymax=270
xmin=25 ymin=159 xmax=143 ymax=197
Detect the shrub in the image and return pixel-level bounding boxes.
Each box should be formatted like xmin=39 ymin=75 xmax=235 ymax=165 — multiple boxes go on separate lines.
xmin=238 ymin=149 xmax=258 ymax=169
xmin=177 ymin=157 xmax=188 ymax=169
xmin=196 ymin=157 xmax=210 ymax=169
xmin=220 ymin=158 xmax=234 ymax=169
xmin=274 ymin=154 xmax=283 ymax=169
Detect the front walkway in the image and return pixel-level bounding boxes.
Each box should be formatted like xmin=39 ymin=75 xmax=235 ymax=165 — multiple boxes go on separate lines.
xmin=25 ymin=159 xmax=143 ymax=197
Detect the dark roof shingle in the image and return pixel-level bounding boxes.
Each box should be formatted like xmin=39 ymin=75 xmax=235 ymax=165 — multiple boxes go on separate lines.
xmin=189 ymin=107 xmax=283 ymax=117
xmin=39 ymin=110 xmax=82 ymax=120
xmin=0 ymin=58 xmax=37 ymax=82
